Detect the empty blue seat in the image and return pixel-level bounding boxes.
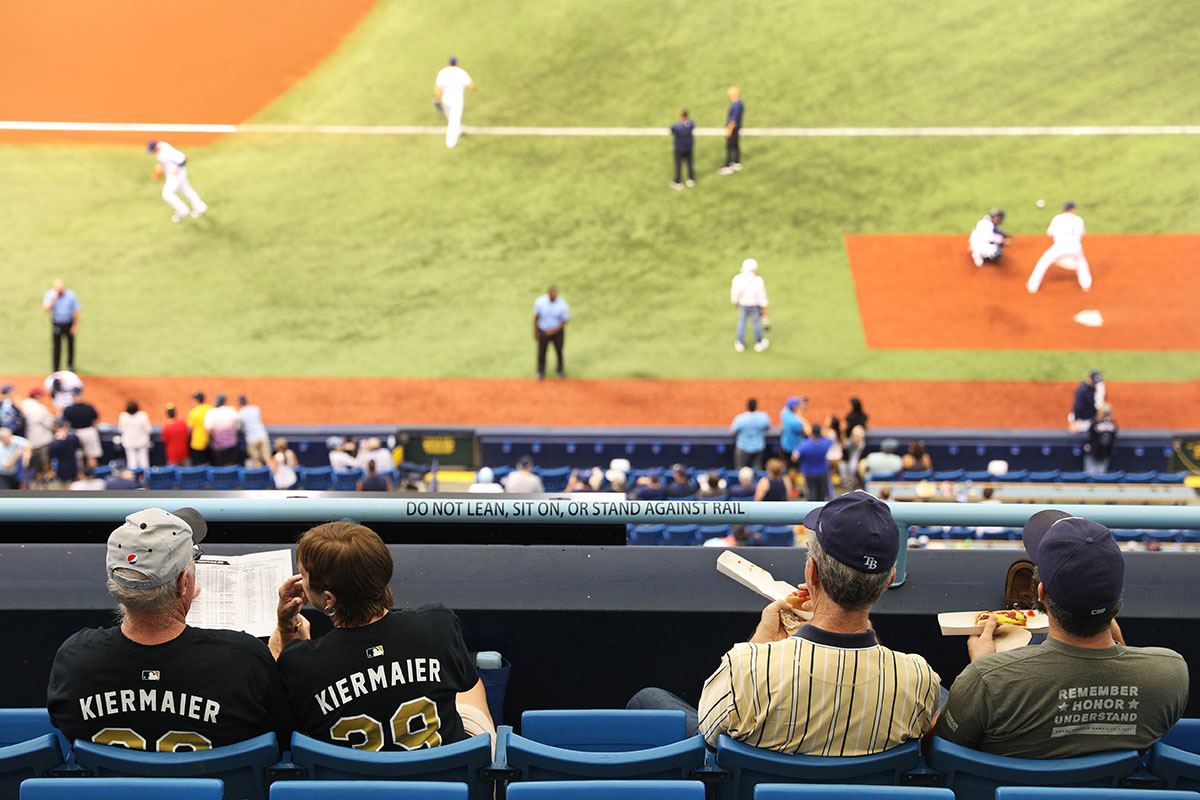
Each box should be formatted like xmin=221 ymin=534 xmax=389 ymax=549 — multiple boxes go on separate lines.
xmin=300 ymin=466 xmax=334 ymax=491
xmin=289 ymin=732 xmax=493 ymax=800
xmin=928 ymin=737 xmax=1139 ymax=800
xmin=21 ymin=777 xmax=223 ymax=800
xmin=1092 ymin=470 xmax=1125 ymax=483
xmin=1148 ymin=718 xmax=1200 ymax=790
xmin=0 ymin=709 xmax=62 ymax=751
xmin=506 ymin=781 xmax=705 ymax=800
xmin=496 ymin=722 xmax=705 ymax=785
xmin=1123 ymin=471 xmax=1158 ymax=484
xmin=1156 ymin=471 xmax=1189 ymax=484
xmin=964 ymin=471 xmax=993 ymax=482
xmin=1027 ymin=470 xmax=1061 ymax=482
xmin=1164 ymin=719 xmax=1200 ymax=752
xmin=975 ymin=527 xmax=1014 ymax=541
xmin=715 ymin=735 xmax=922 ymax=800
xmin=539 ymin=467 xmax=573 ymax=492
xmin=520 ymin=710 xmax=687 ymax=752
xmin=270 ymin=780 xmax=469 ymax=800
xmin=72 ymin=732 xmax=279 ymax=800
xmin=1058 ymin=470 xmax=1093 ymax=483
xmin=932 ymin=469 xmax=964 ymax=482
xmin=177 ymin=465 xmax=210 ymax=490
xmin=867 ymin=471 xmax=900 ymax=482
xmin=664 ymin=524 xmax=701 ymax=546
xmin=1112 ymin=529 xmax=1148 ymax=543
xmin=146 ymin=467 xmax=180 ymax=490
xmin=755 ymin=786 xmax=954 ymax=800
xmin=946 ymin=527 xmax=974 ymax=540
xmin=995 ymin=789 xmax=1199 ymax=800
xmin=994 ymin=469 xmax=1028 ymax=482
xmin=900 ymin=470 xmax=932 ymax=481
xmin=629 ymin=524 xmax=664 ymax=546
xmin=491 ymin=466 xmax=513 ymax=482
xmin=333 ymin=469 xmax=364 ymax=491
xmin=700 ymin=524 xmax=731 ymax=539
xmin=93 ymin=465 xmax=113 ymax=480
xmin=208 ymin=466 xmax=242 ymax=490
xmin=241 ymin=466 xmax=274 ymax=490
xmin=762 ymin=525 xmax=796 ymax=547
xmin=0 ymin=735 xmax=65 ymax=799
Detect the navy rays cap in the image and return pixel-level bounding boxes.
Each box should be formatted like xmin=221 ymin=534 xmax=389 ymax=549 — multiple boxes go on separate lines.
xmin=803 ymin=490 xmax=898 ymax=574
xmin=1022 ymin=509 xmax=1124 ymax=617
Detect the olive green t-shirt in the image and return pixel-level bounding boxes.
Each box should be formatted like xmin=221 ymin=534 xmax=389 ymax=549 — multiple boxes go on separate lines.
xmin=938 ymin=636 xmax=1188 ymax=758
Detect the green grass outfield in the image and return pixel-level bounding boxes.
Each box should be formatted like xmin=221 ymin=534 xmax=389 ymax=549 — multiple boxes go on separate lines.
xmin=3 ymin=0 xmax=1199 ymax=380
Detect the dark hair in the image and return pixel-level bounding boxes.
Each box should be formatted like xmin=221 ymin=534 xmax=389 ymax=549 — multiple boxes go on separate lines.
xmin=238 ymin=395 xmax=248 ymax=405
xmin=747 ymin=398 xmax=758 ymax=412
xmin=296 ymin=522 xmax=393 ymax=627
xmin=828 ymin=416 xmax=841 ymax=436
xmin=850 ymin=397 xmax=863 ymax=413
xmin=680 ymin=108 xmax=689 ymax=119
xmin=908 ymin=440 xmax=927 ymax=458
xmin=166 ymin=406 xmax=176 ymax=419
xmin=517 ymin=455 xmax=534 ymax=470
xmin=125 ymin=400 xmax=139 ymax=415
xmin=1045 ymin=594 xmax=1123 ymax=638
xmin=809 ymin=423 xmax=822 ymax=437
xmin=367 ymin=460 xmax=377 ymax=475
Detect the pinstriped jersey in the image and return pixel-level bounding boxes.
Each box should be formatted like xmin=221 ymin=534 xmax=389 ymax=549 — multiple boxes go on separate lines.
xmin=697 ymin=626 xmax=940 ymax=755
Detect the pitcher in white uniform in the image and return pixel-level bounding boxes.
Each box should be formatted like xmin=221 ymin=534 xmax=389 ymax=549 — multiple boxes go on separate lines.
xmin=147 ymin=140 xmax=207 ymax=222
xmin=434 ymin=56 xmax=476 ymax=148
xmin=1026 ymin=202 xmax=1092 ymax=292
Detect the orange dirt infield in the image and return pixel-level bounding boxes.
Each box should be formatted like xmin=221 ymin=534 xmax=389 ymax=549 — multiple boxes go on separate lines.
xmin=7 ymin=374 xmax=1199 ymax=430
xmin=847 ymin=234 xmax=1200 ymax=350
xmin=0 ymin=0 xmax=377 ymax=146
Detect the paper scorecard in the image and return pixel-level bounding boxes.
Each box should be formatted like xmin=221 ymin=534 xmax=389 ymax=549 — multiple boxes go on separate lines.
xmin=187 ymin=550 xmax=293 ymax=638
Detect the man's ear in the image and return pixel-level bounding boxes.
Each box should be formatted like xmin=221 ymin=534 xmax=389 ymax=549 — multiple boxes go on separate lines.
xmin=1037 ymin=583 xmax=1046 ymax=603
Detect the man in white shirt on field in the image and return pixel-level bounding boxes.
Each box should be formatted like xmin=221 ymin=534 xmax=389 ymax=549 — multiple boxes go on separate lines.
xmin=147 ymin=140 xmax=208 ymax=222
xmin=434 ymin=56 xmax=476 ymax=148
xmin=730 ymin=258 xmax=769 ymax=353
xmin=1026 ymin=202 xmax=1092 ymax=293
xmin=968 ymin=208 xmax=1008 ymax=267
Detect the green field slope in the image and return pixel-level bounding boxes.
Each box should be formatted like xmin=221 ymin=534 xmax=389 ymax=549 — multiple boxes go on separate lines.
xmin=2 ymin=0 xmax=1198 ymax=380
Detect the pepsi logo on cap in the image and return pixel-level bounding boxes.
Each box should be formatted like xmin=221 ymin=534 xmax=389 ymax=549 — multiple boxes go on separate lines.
xmin=127 ymin=553 xmax=138 ymax=565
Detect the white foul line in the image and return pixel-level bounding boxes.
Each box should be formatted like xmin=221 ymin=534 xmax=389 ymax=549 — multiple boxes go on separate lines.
xmin=2 ymin=120 xmax=1199 ymax=137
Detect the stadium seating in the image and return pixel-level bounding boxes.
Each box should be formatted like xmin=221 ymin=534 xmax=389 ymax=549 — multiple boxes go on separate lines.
xmin=146 ymin=466 xmax=180 ymax=490
xmin=927 ymin=737 xmax=1140 ymax=800
xmin=333 ymin=469 xmax=363 ymax=491
xmin=932 ymin=469 xmax=965 ymax=482
xmin=1149 ymin=718 xmax=1200 ymax=790
xmin=177 ymin=465 xmax=210 ymax=490
xmin=538 ymin=467 xmax=573 ymax=492
xmin=1027 ymin=470 xmax=1061 ymax=482
xmin=20 ymin=777 xmax=224 ymax=800
xmin=269 ymin=780 xmax=469 ymax=800
xmin=299 ymin=467 xmax=334 ymax=491
xmin=1093 ymin=470 xmax=1126 ymax=483
xmin=288 ymin=732 xmax=493 ymax=800
xmin=506 ymin=781 xmax=706 ymax=800
xmin=664 ymin=524 xmax=701 ymax=546
xmin=1058 ymin=471 xmax=1093 ymax=483
xmin=754 ymin=786 xmax=954 ymax=800
xmin=208 ymin=466 xmax=242 ymax=490
xmin=762 ymin=525 xmax=796 ymax=547
xmin=628 ymin=524 xmax=664 ymax=546
xmin=241 ymin=466 xmax=274 ymax=490
xmin=520 ymin=710 xmax=687 ymax=752
xmin=0 ymin=709 xmax=62 ymax=751
xmin=0 ymin=735 xmax=65 ymax=799
xmin=714 ymin=734 xmax=923 ymax=800
xmin=994 ymin=469 xmax=1028 ymax=482
xmin=72 ymin=731 xmax=279 ymax=800
xmin=900 ymin=470 xmax=932 ymax=481
xmin=1124 ymin=471 xmax=1158 ymax=483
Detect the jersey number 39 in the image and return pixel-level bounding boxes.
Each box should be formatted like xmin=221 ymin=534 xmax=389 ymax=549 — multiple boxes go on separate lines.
xmin=330 ymin=696 xmax=442 ymax=750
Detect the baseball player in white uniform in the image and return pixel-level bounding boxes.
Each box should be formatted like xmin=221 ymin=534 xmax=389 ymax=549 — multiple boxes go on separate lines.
xmin=434 ymin=56 xmax=475 ymax=149
xmin=1026 ymin=202 xmax=1092 ymax=292
xmin=968 ymin=208 xmax=1008 ymax=266
xmin=147 ymin=140 xmax=207 ymax=222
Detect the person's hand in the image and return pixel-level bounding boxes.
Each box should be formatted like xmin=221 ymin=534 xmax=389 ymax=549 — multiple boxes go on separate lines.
xmin=749 ymin=598 xmax=792 ymax=643
xmin=967 ymin=613 xmax=998 ymax=661
xmin=276 ymin=574 xmax=307 ymax=632
xmin=69 ymin=324 xmax=78 ymax=336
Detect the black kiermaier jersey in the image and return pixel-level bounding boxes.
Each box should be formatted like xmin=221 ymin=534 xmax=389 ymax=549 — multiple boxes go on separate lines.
xmin=277 ymin=605 xmax=478 ymax=751
xmin=47 ymin=625 xmax=291 ymax=750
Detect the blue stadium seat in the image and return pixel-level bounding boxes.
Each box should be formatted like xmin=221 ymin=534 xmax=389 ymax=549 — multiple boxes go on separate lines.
xmin=0 ymin=736 xmax=65 ymax=799
xmin=994 ymin=469 xmax=1028 ymax=482
xmin=1112 ymin=529 xmax=1148 ymax=543
xmin=931 ymin=469 xmax=964 ymax=482
xmin=0 ymin=709 xmax=63 ymax=752
xmin=1028 ymin=470 xmax=1061 ymax=482
xmin=1148 ymin=718 xmax=1200 ymax=791
xmin=946 ymin=527 xmax=974 ymax=540
xmin=21 ymin=777 xmax=223 ymax=800
xmin=900 ymin=470 xmax=932 ymax=481
xmin=208 ymin=466 xmax=242 ymax=490
xmin=72 ymin=732 xmax=279 ymax=800
xmin=241 ymin=466 xmax=274 ymax=490
xmin=664 ymin=524 xmax=701 ymax=546
xmin=491 ymin=466 xmax=513 ymax=482
xmin=1156 ymin=471 xmax=1189 ymax=484
xmin=177 ymin=465 xmax=210 ymax=490
xmin=146 ymin=467 xmax=179 ymax=490
xmin=700 ymin=524 xmax=732 ymax=539
xmin=1058 ymin=471 xmax=1093 ymax=483
xmin=520 ymin=710 xmax=687 ymax=751
xmin=964 ymin=471 xmax=993 ymax=482
xmin=910 ymin=526 xmax=946 ymax=541
xmin=1123 ymin=470 xmax=1158 ymax=484
xmin=289 ymin=732 xmax=493 ymax=800
xmin=762 ymin=525 xmax=796 ymax=547
xmin=333 ymin=469 xmax=364 ymax=491
xmin=1164 ymin=718 xmax=1200 ymax=752
xmin=539 ymin=467 xmax=573 ymax=492
xmin=755 ymin=786 xmax=954 ymax=800
xmin=697 ymin=495 xmax=729 ymax=502
xmin=506 ymin=781 xmax=705 ymax=800
xmin=93 ymin=465 xmax=113 ymax=480
xmin=867 ymin=472 xmax=900 ymax=482
xmin=995 ymin=789 xmax=1199 ymax=800
xmin=270 ymin=780 xmax=469 ymax=800
xmin=714 ymin=735 xmax=922 ymax=800
xmin=629 ymin=524 xmax=664 ymax=546
xmin=975 ymin=527 xmax=1014 ymax=541
xmin=300 ymin=466 xmax=334 ymax=491
xmin=1092 ymin=470 xmax=1126 ymax=483
xmin=927 ymin=737 xmax=1139 ymax=800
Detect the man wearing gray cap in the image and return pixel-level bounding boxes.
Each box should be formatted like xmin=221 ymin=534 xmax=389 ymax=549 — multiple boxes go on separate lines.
xmin=936 ymin=509 xmax=1188 ymax=758
xmin=858 ymin=436 xmax=903 ymax=482
xmin=47 ymin=508 xmax=290 ymax=749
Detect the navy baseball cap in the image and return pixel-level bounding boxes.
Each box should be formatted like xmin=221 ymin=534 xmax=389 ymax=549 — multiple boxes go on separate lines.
xmin=1089 ymin=370 xmax=1102 ymax=382
xmin=1022 ymin=509 xmax=1124 ymax=617
xmin=146 ymin=140 xmax=158 ymax=153
xmin=1063 ymin=201 xmax=1076 ymax=211
xmin=803 ymin=490 xmax=898 ymax=574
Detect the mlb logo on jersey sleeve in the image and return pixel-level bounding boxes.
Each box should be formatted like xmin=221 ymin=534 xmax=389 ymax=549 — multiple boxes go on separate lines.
xmin=142 ymin=670 xmax=160 ymax=681
xmin=366 ymin=645 xmax=385 ymax=659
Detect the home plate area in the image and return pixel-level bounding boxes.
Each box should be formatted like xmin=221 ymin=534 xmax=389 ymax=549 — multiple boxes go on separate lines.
xmin=845 ymin=234 xmax=1200 ymax=350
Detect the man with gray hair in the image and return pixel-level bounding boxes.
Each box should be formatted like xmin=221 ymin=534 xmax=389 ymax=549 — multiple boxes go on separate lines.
xmin=47 ymin=507 xmax=290 ymax=749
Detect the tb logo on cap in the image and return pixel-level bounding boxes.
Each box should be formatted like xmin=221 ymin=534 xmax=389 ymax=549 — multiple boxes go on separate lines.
xmin=863 ymin=555 xmax=878 ymax=570
xmin=127 ymin=553 xmax=139 ymax=565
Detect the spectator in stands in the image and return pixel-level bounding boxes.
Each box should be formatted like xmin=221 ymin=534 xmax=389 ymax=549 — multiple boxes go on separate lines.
xmin=727 ymin=466 xmax=756 ymax=499
xmin=0 ymin=383 xmax=24 ymax=435
xmin=357 ymin=437 xmax=393 ymax=477
xmin=20 ymin=387 xmax=55 ymax=479
xmin=605 ymin=467 xmax=629 ymax=494
xmin=0 ymin=427 xmax=30 ymax=489
xmin=161 ymin=404 xmax=190 ymax=466
xmin=632 ymin=468 xmax=665 ymax=500
xmin=238 ymin=395 xmax=271 ymax=467
xmin=271 ymin=521 xmax=494 ymax=749
xmin=117 ymin=399 xmax=153 ymax=470
xmin=327 ymin=437 xmax=358 ymax=472
xmin=1068 ymin=370 xmax=1103 ymax=433
xmin=778 ymin=396 xmax=811 ymax=475
xmin=630 ymin=491 xmax=939 ymax=750
xmin=356 ymin=460 xmax=392 ymax=492
xmin=936 ymin=509 xmax=1188 ymax=757
xmin=47 ymin=507 xmax=291 ymax=747
xmin=796 ymin=424 xmax=832 ymax=501
xmin=858 ymin=437 xmax=903 ymax=482
xmin=270 ymin=437 xmax=299 ymax=490
xmin=48 ymin=420 xmax=82 ymax=487
xmin=204 ymin=394 xmax=241 ymax=466
xmin=469 ymin=467 xmax=504 ymax=493
xmin=845 ymin=396 xmax=869 ymax=432
xmin=702 ymin=523 xmax=764 ymax=548
xmin=69 ymin=465 xmax=106 ymax=490
xmin=62 ymin=386 xmax=101 ymax=467
xmin=902 ymin=439 xmax=933 ymax=472
xmin=503 ymin=455 xmax=545 ymax=493
xmin=105 ymin=464 xmax=142 ymax=490
xmin=186 ymin=391 xmax=213 ymax=465
xmin=566 ymin=468 xmax=596 ymax=492
xmin=1084 ymin=404 xmax=1117 ymax=474
xmin=698 ymin=469 xmax=726 ymax=499
xmin=730 ymin=398 xmax=771 ymax=470
xmin=754 ymin=457 xmax=792 ymax=501
xmin=45 ymin=369 xmax=83 ymax=413
xmin=823 ymin=416 xmax=844 ymax=489
xmin=842 ymin=425 xmax=867 ymax=489
xmin=664 ymin=463 xmax=700 ymax=498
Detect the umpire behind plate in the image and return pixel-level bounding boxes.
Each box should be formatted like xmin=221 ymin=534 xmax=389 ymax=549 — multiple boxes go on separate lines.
xmin=969 ymin=208 xmax=1009 ymax=267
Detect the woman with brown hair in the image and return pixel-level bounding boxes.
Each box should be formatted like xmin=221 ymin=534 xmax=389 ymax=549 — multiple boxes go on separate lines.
xmin=271 ymin=522 xmax=493 ymax=750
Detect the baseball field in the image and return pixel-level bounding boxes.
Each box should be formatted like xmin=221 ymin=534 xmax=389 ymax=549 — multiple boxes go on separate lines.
xmin=2 ymin=0 xmax=1199 ymax=428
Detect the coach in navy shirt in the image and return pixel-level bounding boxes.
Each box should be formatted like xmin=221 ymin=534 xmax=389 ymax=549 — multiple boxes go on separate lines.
xmin=669 ymin=108 xmax=695 ymax=190
xmin=718 ymin=87 xmax=744 ymax=175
